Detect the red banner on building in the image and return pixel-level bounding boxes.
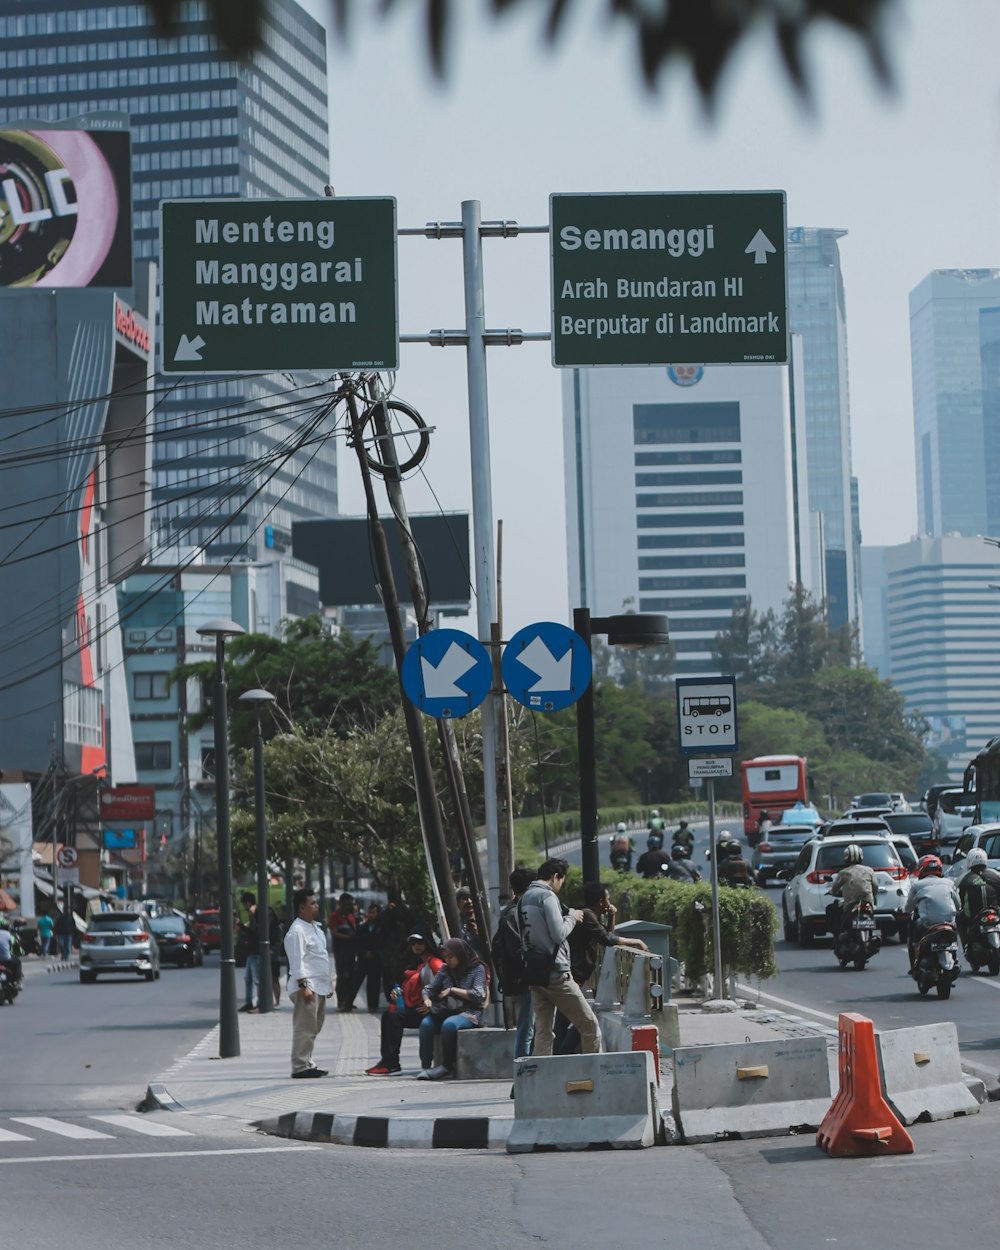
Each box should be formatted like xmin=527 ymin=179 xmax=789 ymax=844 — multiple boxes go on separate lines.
xmin=100 ymin=785 xmax=155 ymax=821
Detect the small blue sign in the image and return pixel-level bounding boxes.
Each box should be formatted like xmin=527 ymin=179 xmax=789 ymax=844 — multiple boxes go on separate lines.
xmin=502 ymin=621 xmax=592 ymax=712
xmin=401 ymin=628 xmax=492 ymax=719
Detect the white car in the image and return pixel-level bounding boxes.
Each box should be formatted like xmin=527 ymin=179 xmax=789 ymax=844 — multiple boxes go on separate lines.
xmin=781 ymin=834 xmax=910 ymax=946
xmin=933 ymin=789 xmax=977 ymax=845
xmin=944 ymin=823 xmax=1000 ymax=881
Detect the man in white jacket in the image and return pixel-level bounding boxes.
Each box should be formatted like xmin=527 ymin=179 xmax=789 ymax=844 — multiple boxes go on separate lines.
xmin=283 ymin=888 xmax=333 ymax=1078
xmin=517 ymin=858 xmax=601 ymax=1055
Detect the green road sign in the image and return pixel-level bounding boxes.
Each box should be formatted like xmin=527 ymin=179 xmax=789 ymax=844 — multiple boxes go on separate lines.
xmin=550 ymin=191 xmax=787 ymax=368
xmin=160 ymin=198 xmax=398 ymax=374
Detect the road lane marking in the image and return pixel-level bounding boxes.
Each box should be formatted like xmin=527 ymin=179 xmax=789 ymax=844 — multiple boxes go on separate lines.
xmin=0 ymin=1127 xmax=33 ymax=1142
xmin=0 ymin=1146 xmax=322 ymax=1165
xmin=11 ymin=1117 xmax=114 ymax=1139
xmin=736 ymin=983 xmax=840 ymax=1026
xmin=970 ymin=976 xmax=1000 ymax=991
xmin=89 ymin=1115 xmax=194 ymax=1136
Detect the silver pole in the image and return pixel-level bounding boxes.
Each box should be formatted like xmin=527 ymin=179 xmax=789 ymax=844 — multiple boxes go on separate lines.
xmin=707 ymin=777 xmax=724 ymax=997
xmin=462 ymin=199 xmax=500 ymax=925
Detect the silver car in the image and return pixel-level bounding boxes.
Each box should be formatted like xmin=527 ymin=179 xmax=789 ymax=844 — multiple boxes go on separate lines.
xmin=79 ymin=911 xmax=161 ymax=983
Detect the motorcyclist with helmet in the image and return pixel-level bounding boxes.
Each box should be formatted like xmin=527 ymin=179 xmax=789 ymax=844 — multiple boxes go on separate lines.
xmin=958 ymin=848 xmax=1000 ymax=946
xmin=904 ymin=855 xmax=960 ymax=972
xmin=663 ymin=844 xmax=701 ymax=883
xmin=0 ymin=915 xmax=23 ymax=987
xmin=635 ymin=832 xmax=671 ymax=879
xmin=752 ymin=809 xmax=774 ymax=849
xmin=827 ymin=842 xmax=877 ymax=938
xmin=671 ymin=818 xmax=694 ymax=859
xmin=609 ymin=822 xmax=634 ymax=873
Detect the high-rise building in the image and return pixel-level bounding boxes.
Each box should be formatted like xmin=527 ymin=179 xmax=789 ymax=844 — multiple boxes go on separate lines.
xmin=910 ymin=269 xmax=1000 ymax=539
xmin=0 ymin=0 xmax=337 ymax=561
xmin=787 ymin=227 xmax=859 ymax=630
xmin=563 ymin=359 xmax=814 ymax=676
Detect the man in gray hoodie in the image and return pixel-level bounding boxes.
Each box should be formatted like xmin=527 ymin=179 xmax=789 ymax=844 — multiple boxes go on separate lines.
xmin=517 ymin=858 xmax=601 ymax=1055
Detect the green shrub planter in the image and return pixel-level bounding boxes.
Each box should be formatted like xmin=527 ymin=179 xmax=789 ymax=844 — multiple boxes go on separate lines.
xmin=564 ymin=868 xmax=778 ymax=984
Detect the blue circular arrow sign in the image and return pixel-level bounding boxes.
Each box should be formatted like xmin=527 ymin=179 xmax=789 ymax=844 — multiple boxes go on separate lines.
xmin=400 ymin=628 xmax=492 ymax=719
xmin=501 ymin=621 xmax=592 ymax=712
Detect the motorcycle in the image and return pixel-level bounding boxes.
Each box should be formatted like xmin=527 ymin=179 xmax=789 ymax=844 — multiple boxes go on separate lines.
xmin=963 ymin=907 xmax=1000 ymax=976
xmin=911 ymin=921 xmax=961 ymax=999
xmin=833 ymin=900 xmax=881 ymax=970
xmin=0 ymin=961 xmax=21 ymax=1005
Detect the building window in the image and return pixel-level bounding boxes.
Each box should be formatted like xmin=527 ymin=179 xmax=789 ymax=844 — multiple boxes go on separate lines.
xmin=136 ymin=741 xmax=172 ymax=771
xmin=133 ymin=671 xmax=170 ymax=700
xmin=63 ymin=682 xmax=103 ymax=746
xmin=633 ymin=402 xmax=741 ymax=445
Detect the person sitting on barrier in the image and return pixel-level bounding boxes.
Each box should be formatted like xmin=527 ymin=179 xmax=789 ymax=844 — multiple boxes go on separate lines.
xmin=663 ymin=844 xmax=701 ymax=883
xmin=554 ymin=882 xmax=649 ymax=1055
xmin=365 ymin=931 xmax=443 ymax=1076
xmin=417 ymin=937 xmax=488 ymax=1080
xmin=518 ymin=858 xmax=601 ymax=1056
xmin=636 ymin=835 xmax=671 ymax=880
xmin=904 ymin=855 xmax=960 ymax=971
xmin=826 ymin=842 xmax=877 ymax=937
xmin=957 ymin=848 xmax=1000 ymax=946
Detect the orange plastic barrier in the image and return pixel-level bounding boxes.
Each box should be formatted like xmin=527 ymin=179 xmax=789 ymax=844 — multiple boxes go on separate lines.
xmin=630 ymin=1024 xmax=661 ymax=1086
xmin=817 ymin=1012 xmax=914 ymax=1157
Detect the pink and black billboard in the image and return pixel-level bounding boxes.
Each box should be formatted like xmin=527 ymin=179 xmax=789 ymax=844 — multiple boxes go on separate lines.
xmin=0 ymin=116 xmax=132 ymax=289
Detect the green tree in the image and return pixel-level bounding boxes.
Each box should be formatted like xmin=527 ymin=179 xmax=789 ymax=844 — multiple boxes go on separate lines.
xmin=711 ymin=598 xmax=778 ymax=684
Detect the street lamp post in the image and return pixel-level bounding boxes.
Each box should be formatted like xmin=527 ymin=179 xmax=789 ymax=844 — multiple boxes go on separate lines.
xmin=238 ymin=688 xmax=276 ymax=1015
xmin=574 ymin=609 xmax=670 ymax=888
xmin=197 ymin=618 xmax=245 ymax=1059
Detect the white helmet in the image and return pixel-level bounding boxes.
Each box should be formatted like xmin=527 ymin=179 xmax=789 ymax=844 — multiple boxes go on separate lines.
xmin=718 ymin=829 xmax=733 ymax=842
xmin=966 ymin=848 xmax=989 ymax=870
xmin=650 ymin=809 xmax=660 ymax=818
xmin=616 ymin=822 xmax=627 ymax=834
xmin=843 ymin=843 xmax=863 ymax=865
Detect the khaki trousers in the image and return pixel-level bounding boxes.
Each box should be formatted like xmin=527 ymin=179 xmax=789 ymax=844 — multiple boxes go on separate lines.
xmin=530 ymin=974 xmax=601 ymax=1056
xmin=290 ymin=990 xmax=327 ymax=1073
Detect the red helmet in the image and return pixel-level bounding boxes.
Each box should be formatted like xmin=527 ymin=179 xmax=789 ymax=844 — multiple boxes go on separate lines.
xmin=917 ymin=855 xmax=943 ymax=879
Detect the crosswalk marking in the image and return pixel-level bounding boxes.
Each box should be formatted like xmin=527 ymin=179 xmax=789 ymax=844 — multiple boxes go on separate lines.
xmin=88 ymin=1115 xmax=193 ymax=1137
xmin=0 ymin=1127 xmax=34 ymax=1142
xmin=11 ymin=1117 xmax=114 ymax=1140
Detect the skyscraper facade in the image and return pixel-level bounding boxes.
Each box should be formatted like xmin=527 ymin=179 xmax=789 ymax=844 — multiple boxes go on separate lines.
xmin=910 ymin=269 xmax=1000 ymax=539
xmin=787 ymin=226 xmax=859 ymax=629
xmin=0 ymin=0 xmax=337 ymax=561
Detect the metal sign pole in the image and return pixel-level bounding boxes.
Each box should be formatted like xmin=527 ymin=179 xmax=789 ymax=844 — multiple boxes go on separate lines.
xmin=707 ymin=777 xmax=724 ymax=998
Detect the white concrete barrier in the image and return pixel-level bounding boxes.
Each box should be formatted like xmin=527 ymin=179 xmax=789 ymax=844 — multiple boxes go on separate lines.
xmin=671 ymin=1036 xmax=832 ymax=1143
xmin=878 ymin=1022 xmax=980 ymax=1124
xmin=507 ymin=1051 xmax=659 ymax=1152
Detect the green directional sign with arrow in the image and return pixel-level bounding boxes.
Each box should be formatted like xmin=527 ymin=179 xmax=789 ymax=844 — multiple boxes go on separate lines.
xmin=159 ymin=197 xmax=398 ymax=374
xmin=550 ymin=191 xmax=787 ymax=368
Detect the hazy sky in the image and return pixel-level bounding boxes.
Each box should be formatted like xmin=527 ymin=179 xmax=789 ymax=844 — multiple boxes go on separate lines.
xmin=300 ymin=0 xmax=1000 ymax=634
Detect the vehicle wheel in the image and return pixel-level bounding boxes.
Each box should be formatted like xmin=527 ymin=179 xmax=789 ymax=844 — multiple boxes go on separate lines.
xmin=79 ymin=970 xmax=97 ymax=984
xmin=838 ymin=957 xmax=849 ymax=969
xmin=988 ymin=953 xmax=1000 ymax=977
xmin=144 ymin=969 xmax=155 ymax=982
xmin=917 ymin=979 xmax=930 ymax=996
xmin=853 ymin=956 xmax=867 ymax=971
xmin=782 ymin=899 xmax=796 ymax=943
xmin=796 ymin=907 xmax=814 ymax=948
xmin=756 ymin=870 xmax=768 ymax=887
xmin=936 ymin=975 xmax=952 ymax=1000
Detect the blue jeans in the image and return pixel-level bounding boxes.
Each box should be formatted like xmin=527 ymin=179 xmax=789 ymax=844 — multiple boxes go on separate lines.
xmin=514 ymin=988 xmax=534 ymax=1059
xmin=418 ymin=1012 xmax=477 ymax=1070
xmin=244 ymin=954 xmax=260 ymax=1007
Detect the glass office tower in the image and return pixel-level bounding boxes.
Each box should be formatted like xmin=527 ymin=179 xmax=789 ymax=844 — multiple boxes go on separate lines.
xmin=787 ymin=227 xmax=859 ymax=630
xmin=0 ymin=0 xmax=337 ymax=559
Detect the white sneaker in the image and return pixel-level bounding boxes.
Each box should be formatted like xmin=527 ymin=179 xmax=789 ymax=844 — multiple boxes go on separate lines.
xmin=427 ymin=1064 xmax=450 ymax=1080
xmin=417 ymin=1068 xmax=432 ymax=1080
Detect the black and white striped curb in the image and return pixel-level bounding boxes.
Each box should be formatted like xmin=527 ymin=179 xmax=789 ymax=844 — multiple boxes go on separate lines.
xmin=255 ymin=1109 xmax=512 ymax=1151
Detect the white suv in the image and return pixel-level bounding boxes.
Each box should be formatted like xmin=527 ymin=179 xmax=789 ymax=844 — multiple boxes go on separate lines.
xmin=933 ymin=789 xmax=976 ymax=845
xmin=781 ymin=834 xmax=910 ymax=946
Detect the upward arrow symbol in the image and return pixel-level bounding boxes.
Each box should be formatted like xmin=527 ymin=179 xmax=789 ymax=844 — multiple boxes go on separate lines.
xmin=745 ymin=229 xmax=776 ymax=265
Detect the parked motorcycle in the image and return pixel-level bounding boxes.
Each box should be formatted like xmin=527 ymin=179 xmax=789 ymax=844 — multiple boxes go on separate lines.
xmin=962 ymin=907 xmax=1000 ymax=976
xmin=0 ymin=961 xmax=21 ymax=1005
xmin=833 ymin=900 xmax=881 ymax=970
xmin=911 ymin=921 xmax=961 ymax=999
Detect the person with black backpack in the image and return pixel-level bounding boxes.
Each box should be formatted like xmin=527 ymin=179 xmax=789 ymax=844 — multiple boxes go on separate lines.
xmin=492 ymin=868 xmax=536 ymax=1059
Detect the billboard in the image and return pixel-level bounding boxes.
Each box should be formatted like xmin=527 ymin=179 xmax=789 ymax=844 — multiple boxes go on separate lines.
xmin=100 ymin=785 xmax=155 ymax=822
xmin=0 ymin=116 xmax=132 ymax=289
xmin=292 ymin=514 xmax=471 ymax=609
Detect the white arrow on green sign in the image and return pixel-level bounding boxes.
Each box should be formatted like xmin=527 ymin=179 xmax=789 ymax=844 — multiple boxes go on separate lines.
xmin=550 ymin=190 xmax=787 ymax=368
xmin=160 ymin=197 xmax=399 ymax=375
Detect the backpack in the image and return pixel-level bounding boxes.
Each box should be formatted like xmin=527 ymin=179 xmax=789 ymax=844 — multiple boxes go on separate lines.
xmin=613 ymin=834 xmax=630 ymax=854
xmin=492 ymin=906 xmax=527 ymax=995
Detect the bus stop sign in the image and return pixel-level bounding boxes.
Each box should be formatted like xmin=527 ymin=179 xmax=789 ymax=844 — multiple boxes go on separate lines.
xmin=676 ymin=676 xmax=738 ymax=756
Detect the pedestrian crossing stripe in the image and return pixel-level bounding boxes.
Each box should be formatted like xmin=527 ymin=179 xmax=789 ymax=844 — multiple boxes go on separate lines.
xmin=90 ymin=1115 xmax=192 ymax=1137
xmin=2 ymin=1115 xmax=195 ymax=1142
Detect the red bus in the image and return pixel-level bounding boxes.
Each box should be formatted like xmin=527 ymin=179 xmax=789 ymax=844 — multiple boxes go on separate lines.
xmin=741 ymin=755 xmax=809 ymax=837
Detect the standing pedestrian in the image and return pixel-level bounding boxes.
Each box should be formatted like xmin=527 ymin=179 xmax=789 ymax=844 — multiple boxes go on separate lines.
xmin=283 ymin=888 xmax=332 ymax=1078
xmin=54 ymin=907 xmax=75 ymax=961
xmin=238 ymin=891 xmax=260 ymax=1013
xmin=517 ymin=859 xmax=601 ymax=1056
xmin=36 ymin=910 xmax=54 ymax=957
xmin=353 ymin=902 xmax=385 ymax=1013
xmin=492 ymin=868 xmax=536 ymax=1059
xmin=327 ymin=892 xmax=358 ymax=1010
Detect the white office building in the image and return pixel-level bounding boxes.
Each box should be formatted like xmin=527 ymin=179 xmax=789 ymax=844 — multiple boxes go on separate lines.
xmin=563 ymin=356 xmax=818 ymax=675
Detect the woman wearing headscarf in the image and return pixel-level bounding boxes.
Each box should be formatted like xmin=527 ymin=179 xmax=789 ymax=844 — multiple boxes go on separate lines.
xmin=417 ymin=937 xmax=488 ymax=1080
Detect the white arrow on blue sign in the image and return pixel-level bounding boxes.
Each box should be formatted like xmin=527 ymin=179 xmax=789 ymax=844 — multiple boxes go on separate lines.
xmin=400 ymin=629 xmax=492 ymax=719
xmin=501 ymin=621 xmax=592 ymax=712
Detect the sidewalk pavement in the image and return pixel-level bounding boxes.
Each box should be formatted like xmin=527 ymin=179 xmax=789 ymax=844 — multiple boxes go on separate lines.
xmin=145 ymin=993 xmax=835 ymax=1151
xmin=19 ymin=954 xmax=75 ymax=979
